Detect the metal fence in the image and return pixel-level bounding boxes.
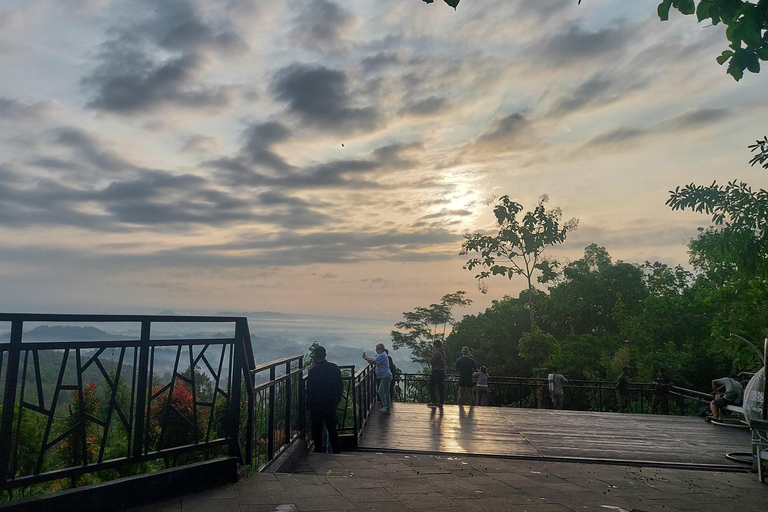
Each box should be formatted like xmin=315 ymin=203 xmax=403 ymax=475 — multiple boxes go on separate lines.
xmin=396 ymin=373 xmax=710 ymax=416
xmin=0 ymin=313 xmax=255 ymax=494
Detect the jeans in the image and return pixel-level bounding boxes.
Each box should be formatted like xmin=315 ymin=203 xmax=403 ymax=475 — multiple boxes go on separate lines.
xmin=429 ymin=370 xmax=445 ymax=405
xmin=378 ymin=375 xmax=392 ymax=411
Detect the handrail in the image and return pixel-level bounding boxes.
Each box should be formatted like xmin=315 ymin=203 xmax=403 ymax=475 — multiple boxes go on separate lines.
xmin=0 ymin=313 xmax=257 ymax=494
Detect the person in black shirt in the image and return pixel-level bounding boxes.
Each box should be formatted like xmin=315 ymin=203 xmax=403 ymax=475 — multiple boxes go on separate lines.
xmin=306 ymin=345 xmax=343 ymax=453
xmin=455 ymin=346 xmax=476 ymax=406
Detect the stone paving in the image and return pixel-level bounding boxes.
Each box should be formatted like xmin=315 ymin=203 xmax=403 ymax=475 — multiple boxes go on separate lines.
xmin=129 ymin=450 xmax=768 ymax=512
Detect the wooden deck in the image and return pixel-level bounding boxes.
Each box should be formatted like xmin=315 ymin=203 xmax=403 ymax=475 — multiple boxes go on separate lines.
xmin=357 ymin=403 xmax=752 ymax=468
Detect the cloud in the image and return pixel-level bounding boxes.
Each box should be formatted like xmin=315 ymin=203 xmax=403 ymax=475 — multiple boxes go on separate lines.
xmin=545 ymin=73 xmax=650 ymax=118
xmin=362 ymin=52 xmax=402 ymax=73
xmin=272 ymin=64 xmax=379 ymax=132
xmin=82 ymin=0 xmax=248 ymax=115
xmin=85 ymin=52 xmax=233 ymax=114
xmin=208 ymin=128 xmax=419 ymax=190
xmin=0 ymin=97 xmax=57 ymax=122
xmin=584 ymin=108 xmax=733 ymax=149
xmin=180 ymin=134 xmax=221 ymax=154
xmin=290 ymin=0 xmax=357 ymax=51
xmin=473 ymin=112 xmax=538 ymax=152
xmin=398 ymin=96 xmax=448 ymax=117
xmin=664 ymin=108 xmax=731 ymax=131
xmin=534 ymin=23 xmax=637 ymax=67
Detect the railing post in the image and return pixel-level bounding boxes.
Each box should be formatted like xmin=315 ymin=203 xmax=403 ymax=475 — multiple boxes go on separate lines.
xmin=132 ymin=321 xmax=151 ymax=459
xmin=298 ymin=356 xmax=305 ymax=443
xmin=232 ymin=320 xmax=248 ymax=465
xmin=0 ymin=320 xmax=23 ymax=481
xmin=284 ymin=360 xmax=291 ymax=447
xmin=267 ymin=366 xmax=276 ymax=461
xmin=351 ymin=366 xmax=358 ymax=439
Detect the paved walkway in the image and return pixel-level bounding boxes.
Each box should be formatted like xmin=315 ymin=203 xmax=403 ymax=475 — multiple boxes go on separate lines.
xmin=130 ymin=450 xmax=768 ymax=512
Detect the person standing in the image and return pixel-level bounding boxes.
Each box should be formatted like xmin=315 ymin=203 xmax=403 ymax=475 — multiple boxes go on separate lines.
xmin=616 ymin=366 xmax=630 ymax=413
xmin=428 ymin=340 xmax=446 ymax=408
xmin=455 ymin=346 xmax=476 ymax=406
xmin=306 ymin=345 xmax=343 ymax=453
xmin=651 ymin=368 xmax=673 ymax=414
xmin=548 ymin=367 xmax=567 ymax=410
xmin=363 ymin=343 xmax=393 ymax=414
xmin=385 ymin=349 xmax=397 ymax=401
xmin=473 ymin=365 xmax=489 ymax=406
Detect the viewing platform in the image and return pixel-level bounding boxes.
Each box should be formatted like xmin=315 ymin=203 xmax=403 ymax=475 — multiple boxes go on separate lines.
xmin=128 ymin=404 xmax=767 ymax=512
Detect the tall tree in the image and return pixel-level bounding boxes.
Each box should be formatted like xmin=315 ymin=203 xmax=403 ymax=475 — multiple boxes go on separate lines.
xmin=390 ymin=291 xmax=472 ymax=367
xmin=461 ymin=194 xmax=578 ymax=326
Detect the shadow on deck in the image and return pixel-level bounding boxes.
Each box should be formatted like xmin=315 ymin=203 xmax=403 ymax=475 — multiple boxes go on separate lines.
xmin=358 ymin=403 xmax=751 ymax=470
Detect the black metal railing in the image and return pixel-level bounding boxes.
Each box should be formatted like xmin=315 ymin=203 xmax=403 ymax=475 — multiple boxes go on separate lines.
xmin=0 ymin=313 xmax=255 ymax=495
xmin=249 ymin=355 xmax=304 ymax=469
xmin=397 ymin=373 xmax=709 ymax=415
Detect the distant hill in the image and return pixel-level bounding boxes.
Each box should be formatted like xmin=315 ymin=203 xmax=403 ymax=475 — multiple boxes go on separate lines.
xmin=0 ymin=325 xmax=133 ymax=342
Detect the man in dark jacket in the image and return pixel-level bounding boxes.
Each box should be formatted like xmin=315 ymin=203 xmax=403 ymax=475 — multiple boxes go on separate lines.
xmin=306 ymin=345 xmax=344 ymax=453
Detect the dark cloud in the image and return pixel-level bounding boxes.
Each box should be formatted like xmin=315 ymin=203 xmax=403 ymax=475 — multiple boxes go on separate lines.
xmin=514 ymin=0 xmax=571 ymax=21
xmin=85 ymin=52 xmax=233 ymax=114
xmin=0 ymin=97 xmax=56 ymax=121
xmin=272 ymin=64 xmax=379 ymax=132
xmin=291 ymin=0 xmax=356 ymax=50
xmin=180 ymin=134 xmax=220 ymax=154
xmin=585 ymin=126 xmax=647 ymax=147
xmin=419 ymin=208 xmax=472 ymax=220
xmin=209 ymin=128 xmax=418 ymax=190
xmin=474 ymin=113 xmax=537 ymax=152
xmin=584 ymin=108 xmax=731 ymax=149
xmin=242 ymin=121 xmax=294 ymax=172
xmin=665 ymin=108 xmax=730 ymax=130
xmin=535 ymin=24 xmax=636 ymax=66
xmin=83 ymin=0 xmax=246 ymax=114
xmin=546 ymin=73 xmax=650 ymax=118
xmin=362 ymin=52 xmax=401 ymax=73
xmin=398 ymin=96 xmax=448 ymax=117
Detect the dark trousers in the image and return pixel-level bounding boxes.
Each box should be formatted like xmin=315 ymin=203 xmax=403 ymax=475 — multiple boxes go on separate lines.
xmin=310 ymin=404 xmax=341 ymax=453
xmin=429 ymin=370 xmax=445 ymax=405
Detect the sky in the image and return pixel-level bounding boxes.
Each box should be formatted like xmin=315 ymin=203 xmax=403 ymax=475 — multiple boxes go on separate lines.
xmin=1 ymin=0 xmax=767 ymax=321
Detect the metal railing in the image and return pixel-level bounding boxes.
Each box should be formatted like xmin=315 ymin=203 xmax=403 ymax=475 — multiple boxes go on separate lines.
xmin=397 ymin=373 xmax=709 ymax=415
xmin=0 ymin=313 xmax=255 ymax=494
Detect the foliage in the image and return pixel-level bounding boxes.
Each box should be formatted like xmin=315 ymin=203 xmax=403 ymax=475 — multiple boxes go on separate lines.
xmin=57 ymin=382 xmax=101 ymax=488
xmin=148 ymin=381 xmax=201 ymax=451
xmin=517 ymin=328 xmax=559 ymax=366
xmin=445 ymin=293 xmax=540 ymax=376
xmin=390 ymin=291 xmax=472 ymax=367
xmin=421 ymin=0 xmax=460 ymax=9
xmin=461 ymin=194 xmax=577 ymax=326
xmin=657 ymin=0 xmax=768 ymax=81
xmin=542 ymin=244 xmax=647 ymax=339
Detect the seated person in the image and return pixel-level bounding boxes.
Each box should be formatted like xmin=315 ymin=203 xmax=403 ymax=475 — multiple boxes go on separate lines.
xmin=709 ymin=376 xmax=743 ymax=421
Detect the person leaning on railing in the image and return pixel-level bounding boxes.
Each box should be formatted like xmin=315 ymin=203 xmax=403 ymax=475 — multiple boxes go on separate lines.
xmin=428 ymin=340 xmax=446 ymax=409
xmin=363 ymin=343 xmax=393 ymax=414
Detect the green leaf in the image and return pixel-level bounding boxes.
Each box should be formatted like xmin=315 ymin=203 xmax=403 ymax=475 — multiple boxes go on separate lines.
xmin=675 ymin=0 xmax=696 ymax=15
xmin=746 ymin=51 xmax=761 ymax=73
xmin=696 ymin=0 xmax=712 ymax=21
xmin=444 ymin=0 xmax=459 ymax=9
xmin=658 ymin=0 xmax=673 ymax=21
xmin=757 ymin=48 xmax=768 ymax=61
xmin=716 ymin=50 xmax=735 ymax=65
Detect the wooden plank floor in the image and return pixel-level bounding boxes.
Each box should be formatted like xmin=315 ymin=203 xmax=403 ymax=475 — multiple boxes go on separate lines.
xmin=357 ymin=403 xmax=752 ymax=466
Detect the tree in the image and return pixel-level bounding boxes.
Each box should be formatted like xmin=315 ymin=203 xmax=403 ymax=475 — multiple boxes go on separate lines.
xmin=461 ymin=194 xmax=578 ymax=326
xmin=390 ymin=291 xmax=472 ymax=367
xmin=657 ymin=0 xmax=768 ymax=81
